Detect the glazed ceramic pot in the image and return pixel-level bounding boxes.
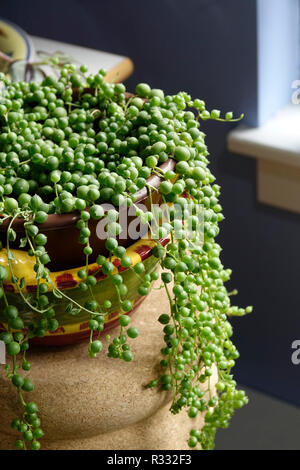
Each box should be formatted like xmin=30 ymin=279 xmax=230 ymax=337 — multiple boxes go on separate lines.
xmin=0 ymin=90 xmax=175 ymax=345
xmin=0 ymin=235 xmax=169 ymax=346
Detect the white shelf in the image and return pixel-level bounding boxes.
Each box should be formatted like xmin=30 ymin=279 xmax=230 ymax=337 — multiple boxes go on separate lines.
xmin=228 ymin=104 xmax=300 ymax=168
xmin=228 ymin=105 xmax=300 ymax=214
xmin=30 ymin=35 xmax=133 ymax=82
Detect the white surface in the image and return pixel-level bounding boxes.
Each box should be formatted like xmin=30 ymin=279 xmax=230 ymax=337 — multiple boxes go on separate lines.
xmin=228 ymin=104 xmax=300 ymax=168
xmin=30 ymin=35 xmax=126 ymax=75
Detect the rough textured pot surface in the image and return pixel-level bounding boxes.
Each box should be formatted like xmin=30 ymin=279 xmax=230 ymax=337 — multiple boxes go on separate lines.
xmin=0 ymin=276 xmax=217 ymax=450
xmin=0 ymin=159 xmax=176 ymax=271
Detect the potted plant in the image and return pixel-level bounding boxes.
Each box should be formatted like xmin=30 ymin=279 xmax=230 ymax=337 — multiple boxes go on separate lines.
xmin=0 ymin=64 xmax=251 ymax=451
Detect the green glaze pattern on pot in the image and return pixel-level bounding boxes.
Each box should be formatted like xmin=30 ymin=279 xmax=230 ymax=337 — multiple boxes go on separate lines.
xmin=1 ymin=255 xmax=157 ymax=327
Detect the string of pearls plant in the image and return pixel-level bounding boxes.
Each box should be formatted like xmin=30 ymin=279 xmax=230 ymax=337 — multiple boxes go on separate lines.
xmin=0 ymin=63 xmax=252 ymax=450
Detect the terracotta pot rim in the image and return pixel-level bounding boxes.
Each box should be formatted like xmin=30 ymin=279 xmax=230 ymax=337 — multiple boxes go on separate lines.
xmin=0 ymin=158 xmax=176 ymax=232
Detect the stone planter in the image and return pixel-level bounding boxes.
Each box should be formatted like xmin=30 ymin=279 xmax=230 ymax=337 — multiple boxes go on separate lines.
xmin=0 ymin=276 xmax=217 ymax=450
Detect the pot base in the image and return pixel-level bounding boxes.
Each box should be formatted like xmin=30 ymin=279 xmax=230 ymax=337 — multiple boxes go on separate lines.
xmin=0 ymin=276 xmax=217 ymax=450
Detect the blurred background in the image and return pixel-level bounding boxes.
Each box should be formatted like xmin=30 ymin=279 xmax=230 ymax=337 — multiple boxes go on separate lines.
xmin=1 ymin=0 xmax=300 ymax=450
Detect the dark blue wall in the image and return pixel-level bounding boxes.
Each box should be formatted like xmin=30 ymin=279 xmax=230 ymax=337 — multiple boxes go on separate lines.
xmin=2 ymin=0 xmax=300 ymax=406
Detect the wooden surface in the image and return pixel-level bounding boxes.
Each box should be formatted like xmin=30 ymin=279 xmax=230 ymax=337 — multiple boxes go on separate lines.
xmin=31 ymin=35 xmax=134 ymax=83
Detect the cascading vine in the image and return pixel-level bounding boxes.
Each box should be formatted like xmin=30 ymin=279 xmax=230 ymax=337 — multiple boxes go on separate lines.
xmin=0 ymin=62 xmax=252 ymax=451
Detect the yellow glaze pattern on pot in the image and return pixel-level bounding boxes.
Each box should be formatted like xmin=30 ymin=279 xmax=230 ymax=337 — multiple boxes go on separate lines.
xmin=0 ymin=236 xmax=169 ymax=293
xmin=0 ymin=236 xmax=170 ymax=345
